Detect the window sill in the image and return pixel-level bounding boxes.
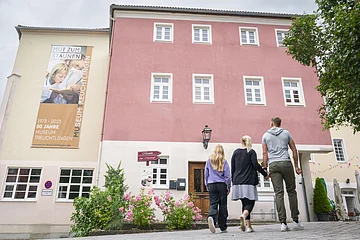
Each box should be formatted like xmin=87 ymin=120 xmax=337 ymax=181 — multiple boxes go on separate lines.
xmin=240 ymin=43 xmax=259 ymax=46
xmin=153 ymin=39 xmax=173 ymax=43
xmin=193 ymin=101 xmax=214 ymax=104
xmin=55 ymin=199 xmax=75 ymax=203
xmin=246 ymin=102 xmax=266 ymax=106
xmin=285 ymin=103 xmax=305 ymax=107
xmin=192 ymin=41 xmax=212 ymax=45
xmin=0 ymin=199 xmax=37 ymax=202
xmin=150 ymin=100 xmax=172 ymax=103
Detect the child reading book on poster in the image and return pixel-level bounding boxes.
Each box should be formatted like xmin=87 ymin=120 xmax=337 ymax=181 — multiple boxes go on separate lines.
xmin=41 ymin=63 xmax=69 ymax=104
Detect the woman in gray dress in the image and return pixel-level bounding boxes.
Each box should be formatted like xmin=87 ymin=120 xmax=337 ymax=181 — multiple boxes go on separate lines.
xmin=231 ymin=135 xmax=269 ymax=232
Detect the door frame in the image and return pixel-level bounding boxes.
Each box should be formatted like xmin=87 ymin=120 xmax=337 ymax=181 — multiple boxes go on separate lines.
xmin=188 ymin=161 xmax=209 ymax=216
xmin=187 ymin=161 xmax=206 ymax=195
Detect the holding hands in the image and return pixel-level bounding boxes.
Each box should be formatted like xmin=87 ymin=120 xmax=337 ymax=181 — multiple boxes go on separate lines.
xmin=264 ymin=172 xmax=270 ymax=180
xmin=263 ymin=168 xmax=270 ymax=180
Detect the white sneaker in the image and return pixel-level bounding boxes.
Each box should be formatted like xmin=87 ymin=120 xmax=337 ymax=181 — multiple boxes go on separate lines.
xmin=207 ymin=217 xmax=216 ymax=233
xmin=292 ymin=221 xmax=304 ymax=231
xmin=245 ymin=227 xmax=254 ymax=233
xmin=239 ymin=215 xmax=245 ymax=232
xmin=281 ymin=223 xmax=290 ymax=232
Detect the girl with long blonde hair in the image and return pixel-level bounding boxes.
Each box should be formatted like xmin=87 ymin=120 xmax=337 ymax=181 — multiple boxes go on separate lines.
xmin=231 ymin=135 xmax=269 ymax=233
xmin=210 ymin=144 xmax=225 ymax=172
xmin=204 ymin=144 xmax=231 ymax=234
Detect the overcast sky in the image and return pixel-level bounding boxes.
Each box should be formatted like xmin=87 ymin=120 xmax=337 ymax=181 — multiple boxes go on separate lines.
xmin=0 ymin=0 xmax=317 ymax=104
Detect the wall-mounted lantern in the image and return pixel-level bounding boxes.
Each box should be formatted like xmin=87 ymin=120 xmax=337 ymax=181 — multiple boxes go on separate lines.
xmin=202 ymin=125 xmax=212 ymax=149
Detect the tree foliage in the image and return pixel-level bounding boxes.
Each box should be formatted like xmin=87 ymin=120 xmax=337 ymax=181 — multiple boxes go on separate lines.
xmin=313 ymin=177 xmax=332 ymax=214
xmin=283 ymin=0 xmax=360 ymax=132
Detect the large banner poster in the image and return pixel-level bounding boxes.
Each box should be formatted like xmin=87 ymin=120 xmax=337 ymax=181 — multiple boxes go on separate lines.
xmin=31 ymin=45 xmax=93 ymax=148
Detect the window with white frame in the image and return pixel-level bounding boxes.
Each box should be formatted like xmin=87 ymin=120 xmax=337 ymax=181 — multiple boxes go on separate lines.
xmin=151 ymin=157 xmax=169 ymax=188
xmin=275 ymin=29 xmax=288 ymax=47
xmin=154 ymin=23 xmax=173 ymax=42
xmin=151 ymin=73 xmax=172 ymax=102
xmin=309 ymin=153 xmax=315 ymax=162
xmin=282 ymin=78 xmax=305 ymax=106
xmin=244 ymin=76 xmax=266 ymax=105
xmin=333 ymin=139 xmax=347 ymax=162
xmin=192 ymin=25 xmax=212 ymax=44
xmin=2 ymin=167 xmax=42 ymax=200
xmin=240 ymin=27 xmax=259 ymax=45
xmin=257 ymin=172 xmax=272 ymax=190
xmin=57 ymin=169 xmax=93 ymax=200
xmin=193 ymin=74 xmax=214 ymax=103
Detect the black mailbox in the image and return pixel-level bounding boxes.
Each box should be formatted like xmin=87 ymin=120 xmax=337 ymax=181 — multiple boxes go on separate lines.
xmin=169 ymin=180 xmax=177 ymax=189
xmin=176 ymin=178 xmax=186 ymax=191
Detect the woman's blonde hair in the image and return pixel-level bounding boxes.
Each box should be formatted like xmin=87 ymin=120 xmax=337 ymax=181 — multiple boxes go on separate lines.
xmin=209 ymin=144 xmax=225 ymax=172
xmin=241 ymin=135 xmax=252 ymax=152
xmin=48 ymin=63 xmax=69 ymax=84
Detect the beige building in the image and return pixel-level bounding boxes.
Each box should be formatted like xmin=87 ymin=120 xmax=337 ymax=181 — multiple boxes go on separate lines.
xmin=311 ymin=127 xmax=360 ymax=218
xmin=0 ymin=26 xmax=109 ymax=239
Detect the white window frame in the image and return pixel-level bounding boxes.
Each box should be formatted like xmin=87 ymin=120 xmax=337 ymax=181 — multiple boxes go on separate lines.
xmin=257 ymin=172 xmax=273 ymax=192
xmin=281 ymin=77 xmax=306 ymax=106
xmin=56 ymin=168 xmax=94 ymax=202
xmin=1 ymin=167 xmax=42 ymax=201
xmin=192 ymin=74 xmax=214 ymax=104
xmin=332 ymin=138 xmax=347 ymax=162
xmin=151 ymin=156 xmax=169 ymax=189
xmin=275 ymin=29 xmax=289 ymax=47
xmin=243 ymin=76 xmax=266 ymax=105
xmin=309 ymin=153 xmax=315 ymax=163
xmin=239 ymin=27 xmax=260 ymax=46
xmin=153 ymin=22 xmax=174 ymax=42
xmin=192 ymin=24 xmax=212 ymax=44
xmin=150 ymin=73 xmax=173 ymax=103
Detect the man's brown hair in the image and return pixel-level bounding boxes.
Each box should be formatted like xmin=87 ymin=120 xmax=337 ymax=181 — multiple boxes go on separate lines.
xmin=271 ymin=117 xmax=282 ymax=127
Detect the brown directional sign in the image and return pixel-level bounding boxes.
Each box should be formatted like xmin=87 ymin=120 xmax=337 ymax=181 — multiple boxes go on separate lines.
xmin=138 ymin=151 xmax=161 ymax=162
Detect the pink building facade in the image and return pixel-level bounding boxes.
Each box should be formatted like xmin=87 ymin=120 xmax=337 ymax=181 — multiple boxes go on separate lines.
xmin=99 ymin=5 xmax=333 ymax=222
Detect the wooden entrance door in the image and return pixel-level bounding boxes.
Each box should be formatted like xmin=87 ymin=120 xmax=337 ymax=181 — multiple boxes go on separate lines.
xmin=188 ymin=162 xmax=209 ymax=217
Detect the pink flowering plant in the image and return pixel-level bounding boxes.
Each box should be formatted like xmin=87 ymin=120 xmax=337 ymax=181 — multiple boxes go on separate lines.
xmin=154 ymin=191 xmax=202 ymax=230
xmin=121 ymin=188 xmax=156 ymax=229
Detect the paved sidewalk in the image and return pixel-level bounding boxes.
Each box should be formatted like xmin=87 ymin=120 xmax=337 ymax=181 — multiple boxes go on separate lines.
xmin=57 ymin=222 xmax=360 ymax=240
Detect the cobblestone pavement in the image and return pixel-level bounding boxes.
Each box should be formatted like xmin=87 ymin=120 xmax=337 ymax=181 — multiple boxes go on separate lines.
xmin=59 ymin=222 xmax=360 ymax=240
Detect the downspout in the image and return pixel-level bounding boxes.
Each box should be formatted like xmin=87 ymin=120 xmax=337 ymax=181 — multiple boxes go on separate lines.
xmin=299 ymin=153 xmax=311 ymax=222
xmin=95 ymin=16 xmax=116 ymax=187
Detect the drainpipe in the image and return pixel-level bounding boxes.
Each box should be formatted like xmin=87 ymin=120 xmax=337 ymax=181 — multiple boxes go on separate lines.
xmin=95 ymin=18 xmax=116 ymax=187
xmin=299 ymin=153 xmax=311 ymax=222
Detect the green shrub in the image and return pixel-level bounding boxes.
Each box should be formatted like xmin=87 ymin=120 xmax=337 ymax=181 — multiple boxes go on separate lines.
xmin=103 ymin=163 xmax=128 ymax=229
xmin=70 ymin=162 xmax=128 ymax=237
xmin=313 ymin=177 xmax=332 ymax=214
xmin=71 ymin=187 xmax=112 ymax=236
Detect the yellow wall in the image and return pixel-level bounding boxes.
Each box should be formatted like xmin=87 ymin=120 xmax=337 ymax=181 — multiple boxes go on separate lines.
xmin=0 ymin=30 xmax=108 ymax=162
xmin=311 ymin=127 xmax=360 ymax=183
xmin=0 ymin=29 xmax=109 ymax=237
